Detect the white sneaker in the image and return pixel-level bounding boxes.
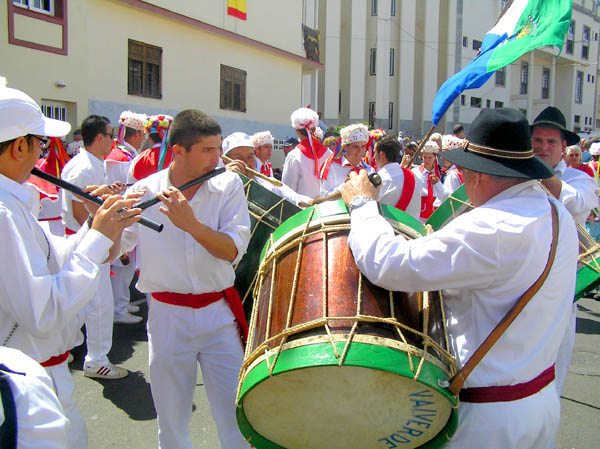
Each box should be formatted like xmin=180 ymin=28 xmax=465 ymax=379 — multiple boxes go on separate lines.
xmin=126 ymin=304 xmax=140 ymax=313
xmin=83 ymin=363 xmax=128 ymax=380
xmin=114 ymin=313 xmax=143 ymax=324
xmin=67 ymin=353 xmax=74 ymax=363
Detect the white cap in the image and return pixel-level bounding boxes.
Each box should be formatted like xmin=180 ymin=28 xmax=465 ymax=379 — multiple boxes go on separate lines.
xmin=314 ymin=127 xmax=324 ymax=140
xmin=251 ymin=131 xmax=273 ymax=146
xmin=340 ymin=124 xmax=369 ymax=145
xmin=590 ymin=142 xmax=600 ymax=156
xmin=422 ymin=140 xmax=439 ymax=154
xmin=441 ymin=134 xmax=464 ymax=151
xmin=119 ymin=110 xmax=147 ymax=131
xmin=291 ymin=107 xmax=319 ymax=130
xmin=222 ymin=132 xmax=254 ymax=155
xmin=0 ymin=79 xmax=71 ymax=142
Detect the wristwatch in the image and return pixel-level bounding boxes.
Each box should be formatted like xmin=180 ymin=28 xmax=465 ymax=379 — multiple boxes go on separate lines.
xmin=348 ymin=196 xmax=374 ymax=212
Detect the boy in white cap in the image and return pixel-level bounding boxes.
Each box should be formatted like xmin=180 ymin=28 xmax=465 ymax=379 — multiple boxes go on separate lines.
xmin=319 ymin=123 xmax=373 ymax=196
xmin=282 ymin=107 xmax=332 ymax=198
xmin=0 ymin=79 xmax=142 ymax=448
xmin=435 ymin=134 xmax=466 ymax=205
xmin=411 ymin=140 xmax=445 ymax=222
xmin=251 ymin=130 xmax=274 ymax=177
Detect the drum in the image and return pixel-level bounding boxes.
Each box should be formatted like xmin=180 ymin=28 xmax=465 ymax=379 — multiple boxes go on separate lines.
xmin=427 ymin=185 xmax=600 ymax=301
xmin=234 ymin=174 xmax=301 ymax=318
xmin=236 ymin=200 xmax=458 ymax=449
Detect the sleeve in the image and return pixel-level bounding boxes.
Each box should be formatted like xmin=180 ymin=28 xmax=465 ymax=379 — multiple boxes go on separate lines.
xmin=558 ymin=174 xmax=598 ymax=223
xmin=119 ymin=181 xmax=146 ymax=255
xmin=0 ymin=209 xmax=112 ymax=337
xmin=61 ymin=165 xmax=93 ymax=204
xmin=218 ymin=176 xmax=251 ymax=265
xmin=347 ymin=201 xmax=500 ymax=293
xmin=282 ymin=154 xmax=300 ymax=192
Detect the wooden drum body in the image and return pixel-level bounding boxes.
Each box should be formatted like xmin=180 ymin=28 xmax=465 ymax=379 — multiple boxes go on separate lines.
xmin=237 ymin=201 xmax=458 ymax=449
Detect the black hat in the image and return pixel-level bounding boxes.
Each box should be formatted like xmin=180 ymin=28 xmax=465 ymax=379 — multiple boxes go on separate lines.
xmin=283 ymin=136 xmax=299 ymax=147
xmin=531 ymin=106 xmax=580 ymax=146
xmin=442 ymin=108 xmax=554 ymax=179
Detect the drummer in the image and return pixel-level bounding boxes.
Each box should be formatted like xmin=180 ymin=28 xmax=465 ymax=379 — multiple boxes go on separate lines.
xmin=222 ymin=131 xmax=311 ymax=207
xmin=341 ymin=108 xmax=577 ymax=448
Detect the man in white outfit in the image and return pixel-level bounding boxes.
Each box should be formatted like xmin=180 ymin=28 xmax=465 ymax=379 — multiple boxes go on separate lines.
xmin=341 ymin=108 xmax=577 ymax=448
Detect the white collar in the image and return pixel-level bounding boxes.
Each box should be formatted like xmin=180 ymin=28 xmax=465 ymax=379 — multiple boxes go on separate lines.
xmin=0 ymin=172 xmax=36 ymax=205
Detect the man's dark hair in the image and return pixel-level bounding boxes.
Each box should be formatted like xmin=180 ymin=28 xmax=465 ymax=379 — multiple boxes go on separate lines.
xmin=169 ymin=109 xmax=221 ymax=151
xmin=0 ymin=135 xmax=34 ymax=157
xmin=81 ymin=115 xmax=110 ymax=147
xmin=148 ymin=133 xmax=162 ymax=145
xmin=406 ymin=142 xmax=417 ymax=150
xmin=375 ymin=135 xmax=401 ymax=163
xmin=297 ymin=128 xmax=308 ymax=138
xmin=73 ymin=128 xmax=82 ymax=136
xmin=124 ymin=127 xmax=141 ymax=139
xmin=453 ymin=124 xmax=464 ymax=135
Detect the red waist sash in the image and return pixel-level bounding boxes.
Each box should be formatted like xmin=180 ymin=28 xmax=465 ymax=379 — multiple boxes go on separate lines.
xmin=152 ymin=287 xmax=248 ymax=343
xmin=41 ymin=351 xmax=70 ymax=367
xmin=459 ymin=365 xmax=555 ymax=403
xmin=64 ymin=228 xmax=77 ymax=235
xmin=394 ymin=167 xmax=416 ymax=211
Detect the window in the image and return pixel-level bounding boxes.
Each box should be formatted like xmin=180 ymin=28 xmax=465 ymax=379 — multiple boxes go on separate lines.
xmin=338 ymin=90 xmax=342 ymax=115
xmin=472 ymin=40 xmax=482 ymax=51
xmin=520 ymin=62 xmax=529 ymax=95
xmin=574 ymin=115 xmax=580 ymax=123
xmin=542 ymin=68 xmax=550 ymax=99
xmin=495 ymin=101 xmax=504 ymax=108
xmin=585 ymin=117 xmax=588 ymax=125
xmin=575 ymin=71 xmax=583 ymax=103
xmin=460 ymin=95 xmax=465 ymax=105
xmin=371 ymin=0 xmax=377 ymax=16
xmin=368 ymin=102 xmax=376 ymax=128
xmin=588 ymin=74 xmax=591 ymax=82
xmin=471 ymin=97 xmax=482 ymax=108
xmin=13 ymin=0 xmax=53 ymax=15
xmin=462 ymin=36 xmax=468 ymax=48
xmin=582 ymin=26 xmax=590 ymax=59
xmin=370 ymin=48 xmax=377 ymax=75
xmin=566 ymin=21 xmax=575 ymax=54
xmin=389 ymin=49 xmax=395 ymax=76
xmin=593 ymin=76 xmax=595 ymax=83
xmin=391 ymin=0 xmax=395 ymax=16
xmin=220 ymin=64 xmax=247 ymax=112
xmin=40 ymin=101 xmax=66 ymax=121
xmin=388 ymin=102 xmax=394 ymax=130
xmin=495 ymin=67 xmax=506 ymax=87
xmin=128 ymin=40 xmax=162 ymax=99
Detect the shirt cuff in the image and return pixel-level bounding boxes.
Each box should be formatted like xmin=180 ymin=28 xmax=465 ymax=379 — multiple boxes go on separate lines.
xmin=223 ymin=228 xmax=247 ymax=265
xmin=350 ymin=199 xmax=379 ymax=221
xmin=75 ymin=229 xmax=113 ymax=265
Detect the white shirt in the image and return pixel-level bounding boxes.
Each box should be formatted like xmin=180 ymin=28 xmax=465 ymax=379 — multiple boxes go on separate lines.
xmin=255 ymin=159 xmax=273 ymax=178
xmin=105 ymin=141 xmax=137 ymax=185
xmin=348 ymin=181 xmax=577 ymax=388
xmin=0 ymin=173 xmax=112 ymax=362
xmin=377 ymin=162 xmax=422 ymax=220
xmin=254 ymin=177 xmax=311 ymax=207
xmin=61 ymin=149 xmax=107 ymax=232
xmin=0 ymin=347 xmax=69 ymax=449
xmin=554 ymin=159 xmax=599 ymax=225
xmin=319 ymin=158 xmax=374 ymax=197
xmin=434 ymin=165 xmax=464 ymax=206
xmin=411 ymin=164 xmax=446 ymax=199
xmin=121 ymin=169 xmax=251 ymax=294
xmin=282 ymin=147 xmax=332 ymax=198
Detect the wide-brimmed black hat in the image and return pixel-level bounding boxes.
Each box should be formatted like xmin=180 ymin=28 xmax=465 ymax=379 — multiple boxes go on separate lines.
xmin=442 ymin=108 xmax=554 ymax=179
xmin=530 ymin=106 xmax=580 ymax=146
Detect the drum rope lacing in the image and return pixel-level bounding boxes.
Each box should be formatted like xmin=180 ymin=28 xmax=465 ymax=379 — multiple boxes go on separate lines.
xmin=238 ymin=208 xmax=457 ymax=402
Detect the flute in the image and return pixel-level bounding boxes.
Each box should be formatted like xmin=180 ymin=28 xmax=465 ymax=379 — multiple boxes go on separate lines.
xmin=31 ymin=168 xmax=164 ymax=233
xmin=221 ymin=154 xmax=283 ymax=187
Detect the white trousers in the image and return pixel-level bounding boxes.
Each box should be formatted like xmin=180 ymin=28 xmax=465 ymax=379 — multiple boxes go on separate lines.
xmin=147 ymin=297 xmax=250 ymax=449
xmin=443 ymin=383 xmax=559 ymax=449
xmin=111 ymin=261 xmax=136 ymax=319
xmin=555 ymin=302 xmax=576 ymax=395
xmin=46 ymin=361 xmax=88 ymax=449
xmin=83 ymin=264 xmax=114 ymax=367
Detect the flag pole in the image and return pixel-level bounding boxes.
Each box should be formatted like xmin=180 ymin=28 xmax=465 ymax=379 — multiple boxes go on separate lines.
xmin=407 ymin=124 xmax=437 ymax=167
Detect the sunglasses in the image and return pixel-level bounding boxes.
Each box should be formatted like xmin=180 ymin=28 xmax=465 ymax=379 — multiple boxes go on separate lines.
xmin=29 ymin=135 xmax=52 ymax=150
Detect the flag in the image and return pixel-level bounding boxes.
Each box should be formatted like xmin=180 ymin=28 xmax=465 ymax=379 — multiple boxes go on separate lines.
xmin=227 ymin=0 xmax=247 ymax=20
xmin=431 ymin=0 xmax=572 ymax=126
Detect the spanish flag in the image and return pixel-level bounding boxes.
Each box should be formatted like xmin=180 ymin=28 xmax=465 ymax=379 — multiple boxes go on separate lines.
xmin=227 ymin=0 xmax=247 ymax=20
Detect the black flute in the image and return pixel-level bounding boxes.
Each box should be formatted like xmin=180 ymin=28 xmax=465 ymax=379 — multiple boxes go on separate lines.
xmin=31 ymin=168 xmax=164 ymax=232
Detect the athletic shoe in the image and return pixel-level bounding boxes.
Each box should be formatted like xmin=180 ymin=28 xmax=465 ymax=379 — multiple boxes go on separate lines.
xmin=83 ymin=363 xmax=128 ymax=380
xmin=126 ymin=304 xmax=140 ymax=313
xmin=67 ymin=353 xmax=74 ymax=363
xmin=114 ymin=313 xmax=143 ymax=324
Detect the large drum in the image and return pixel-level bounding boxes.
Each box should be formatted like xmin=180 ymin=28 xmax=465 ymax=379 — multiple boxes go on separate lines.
xmin=237 ymin=201 xmax=458 ymax=449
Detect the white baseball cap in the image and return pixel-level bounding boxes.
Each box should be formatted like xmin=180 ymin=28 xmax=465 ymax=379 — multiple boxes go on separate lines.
xmin=0 ymin=81 xmax=71 ymax=143
xmin=222 ymin=132 xmax=254 ymax=155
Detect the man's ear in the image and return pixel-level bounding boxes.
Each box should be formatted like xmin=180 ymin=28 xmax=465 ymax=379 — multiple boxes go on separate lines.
xmin=171 ymin=144 xmax=185 ymax=157
xmin=10 ymin=136 xmax=30 ymax=161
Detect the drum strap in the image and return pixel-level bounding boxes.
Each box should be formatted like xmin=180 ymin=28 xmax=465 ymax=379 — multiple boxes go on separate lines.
xmin=448 ymin=201 xmax=559 ymax=396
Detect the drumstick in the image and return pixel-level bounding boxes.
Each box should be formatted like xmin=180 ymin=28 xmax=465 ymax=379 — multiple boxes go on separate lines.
xmin=31 ymin=168 xmax=164 ymax=233
xmin=221 ymin=154 xmax=284 ymax=187
xmin=298 ymin=173 xmax=382 ymax=208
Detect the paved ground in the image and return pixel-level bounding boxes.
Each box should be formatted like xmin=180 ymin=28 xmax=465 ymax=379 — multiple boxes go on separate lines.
xmin=70 ymin=295 xmax=600 ymax=449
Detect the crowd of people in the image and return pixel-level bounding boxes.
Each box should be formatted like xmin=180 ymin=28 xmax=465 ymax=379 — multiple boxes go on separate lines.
xmin=1 ymin=74 xmax=599 ymax=449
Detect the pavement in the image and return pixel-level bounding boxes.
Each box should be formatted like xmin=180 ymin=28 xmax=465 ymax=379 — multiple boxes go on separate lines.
xmin=70 ymin=295 xmax=600 ymax=449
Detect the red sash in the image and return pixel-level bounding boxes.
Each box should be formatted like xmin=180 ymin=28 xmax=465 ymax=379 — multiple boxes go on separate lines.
xmin=297 ymin=137 xmax=329 ymax=177
xmin=64 ymin=228 xmax=77 ymax=236
xmin=260 ymin=162 xmax=272 ymax=177
xmin=41 ymin=351 xmax=70 ymax=367
xmin=394 ymin=167 xmax=416 ymax=211
xmin=131 ymin=145 xmax=173 ymax=182
xmin=152 ymin=287 xmax=248 ymax=343
xmin=453 ymin=167 xmax=464 ymax=184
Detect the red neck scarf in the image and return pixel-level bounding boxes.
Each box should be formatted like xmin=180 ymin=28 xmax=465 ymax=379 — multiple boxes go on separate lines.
xmin=260 ymin=161 xmax=272 ymax=177
xmin=419 ymin=161 xmax=440 ymax=219
xmin=298 ymin=135 xmax=329 ymax=177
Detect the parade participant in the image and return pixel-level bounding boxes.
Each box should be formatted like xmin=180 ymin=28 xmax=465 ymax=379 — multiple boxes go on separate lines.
xmin=61 ymin=115 xmax=129 ymax=380
xmin=0 ymin=83 xmax=142 ymax=449
xmin=120 ymin=110 xmax=251 ymax=449
xmin=251 ymin=130 xmax=274 ymax=177
xmin=319 ymin=123 xmax=373 ymax=196
xmin=341 ymin=108 xmax=577 ymax=449
xmin=565 ymin=145 xmax=594 ymax=177
xmin=588 ymin=142 xmax=600 ymax=182
xmin=374 ymin=135 xmax=421 ymax=219
xmin=430 ymin=132 xmax=443 ymax=151
xmin=223 ymin=132 xmax=311 ymax=207
xmin=323 ymin=136 xmax=338 ymax=152
xmin=128 ymin=114 xmax=173 ymax=183
xmin=435 ymin=134 xmax=466 ymax=205
xmin=403 ymin=141 xmax=418 ymax=165
xmin=282 ymin=135 xmax=299 ymax=158
xmin=282 ymin=107 xmax=332 ymax=198
xmin=105 ymin=110 xmax=147 ymax=325
xmin=411 ymin=140 xmax=445 ymax=222
xmin=453 ymin=123 xmax=465 ymax=139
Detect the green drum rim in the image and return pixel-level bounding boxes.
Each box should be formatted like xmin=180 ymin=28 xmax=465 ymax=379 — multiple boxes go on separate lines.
xmin=237 ymin=341 xmax=458 ymax=449
xmin=575 ymin=257 xmax=600 ymax=301
xmin=259 ymin=200 xmax=427 ymax=264
xmin=425 ymin=185 xmax=469 ymax=231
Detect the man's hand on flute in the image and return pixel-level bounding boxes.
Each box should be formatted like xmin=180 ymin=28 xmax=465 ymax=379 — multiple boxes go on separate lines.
xmin=90 ymin=194 xmax=143 ymax=242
